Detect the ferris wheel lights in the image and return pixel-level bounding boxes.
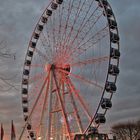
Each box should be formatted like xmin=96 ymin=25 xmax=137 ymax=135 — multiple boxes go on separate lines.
xmin=109 ymin=64 xmax=120 ymax=76
xmin=46 ymin=9 xmax=52 ymax=16
xmin=56 ymin=0 xmax=63 ymax=4
xmin=110 ymin=48 xmax=120 ymax=59
xmin=95 ymin=114 xmax=106 ymax=124
xmin=101 ymin=98 xmax=112 ymax=109
xmin=37 ymin=136 xmax=42 ymax=140
xmin=105 ymin=82 xmax=117 ymax=92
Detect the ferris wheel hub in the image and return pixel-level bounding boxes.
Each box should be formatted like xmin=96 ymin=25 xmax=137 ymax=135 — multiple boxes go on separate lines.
xmin=50 ymin=64 xmax=56 ymax=70
xmin=45 ymin=63 xmax=71 ymax=76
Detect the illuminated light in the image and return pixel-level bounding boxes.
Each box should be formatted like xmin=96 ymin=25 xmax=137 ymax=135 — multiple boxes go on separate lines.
xmin=50 ymin=137 xmax=53 ymax=140
xmin=38 ymin=136 xmax=42 ymax=140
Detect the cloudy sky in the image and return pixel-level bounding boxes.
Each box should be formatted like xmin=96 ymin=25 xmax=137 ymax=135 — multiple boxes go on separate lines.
xmin=0 ymin=0 xmax=140 ymax=139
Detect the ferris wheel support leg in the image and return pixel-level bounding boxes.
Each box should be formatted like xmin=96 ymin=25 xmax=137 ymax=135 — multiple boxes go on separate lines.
xmin=38 ymin=72 xmax=51 ymax=139
xmin=65 ymin=78 xmax=83 ymax=133
xmin=67 ymin=78 xmax=92 ymax=122
xmin=46 ymin=71 xmax=53 ymax=140
xmin=52 ymin=69 xmax=72 ymax=140
xmin=19 ymin=73 xmax=50 ymax=140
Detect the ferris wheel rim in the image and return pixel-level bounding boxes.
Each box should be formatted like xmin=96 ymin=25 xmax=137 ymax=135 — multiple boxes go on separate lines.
xmin=20 ymin=0 xmax=120 ymax=139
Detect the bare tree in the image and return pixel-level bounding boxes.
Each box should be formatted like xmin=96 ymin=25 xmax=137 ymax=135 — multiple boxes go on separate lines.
xmin=111 ymin=120 xmax=140 ymax=140
xmin=0 ymin=40 xmax=18 ymax=91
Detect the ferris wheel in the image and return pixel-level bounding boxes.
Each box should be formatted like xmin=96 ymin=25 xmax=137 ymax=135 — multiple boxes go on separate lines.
xmin=20 ymin=0 xmax=120 ymax=139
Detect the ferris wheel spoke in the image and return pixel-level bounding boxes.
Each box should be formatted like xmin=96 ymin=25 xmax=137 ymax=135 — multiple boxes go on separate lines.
xmin=52 ymin=14 xmax=57 ymax=51
xmin=65 ymin=5 xmax=101 ymax=53
xmin=67 ymin=34 xmax=107 ymax=63
xmin=29 ymin=72 xmax=45 ymax=83
xmin=19 ymin=71 xmax=50 ymax=140
xmin=63 ymin=0 xmax=94 ymax=48
xmin=29 ymin=72 xmax=50 ymax=118
xmin=48 ymin=17 xmax=56 ymax=59
xmin=35 ymin=48 xmax=49 ymax=62
xmin=60 ymin=0 xmax=74 ymax=46
xmin=62 ymin=0 xmax=85 ymax=47
xmin=57 ymin=4 xmax=63 ymax=46
xmin=29 ymin=83 xmax=46 ymax=105
xmin=40 ymin=33 xmax=50 ymax=50
xmin=64 ymin=27 xmax=108 ymax=64
xmin=43 ymin=25 xmax=54 ymax=59
xmin=67 ymin=12 xmax=103 ymax=53
xmin=58 ymin=69 xmax=103 ymax=90
xmin=40 ymin=32 xmax=49 ymax=45
xmin=56 ymin=0 xmax=75 ymax=59
xmin=70 ymin=56 xmax=109 ymax=67
xmin=40 ymin=29 xmax=54 ymax=58
xmin=36 ymin=73 xmax=50 ymax=138
xmin=39 ymin=34 xmax=53 ymax=61
xmin=30 ymin=64 xmax=45 ymax=68
xmin=66 ymin=77 xmax=92 ymax=122
xmin=29 ymin=70 xmax=50 ymax=112
xmin=76 ymin=26 xmax=108 ymax=51
xmin=51 ymin=13 xmax=60 ymax=57
xmin=66 ymin=26 xmax=108 ymax=62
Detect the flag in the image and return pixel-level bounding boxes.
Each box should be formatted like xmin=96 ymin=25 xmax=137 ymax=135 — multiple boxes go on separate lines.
xmin=11 ymin=120 xmax=16 ymax=140
xmin=0 ymin=124 xmax=4 ymax=140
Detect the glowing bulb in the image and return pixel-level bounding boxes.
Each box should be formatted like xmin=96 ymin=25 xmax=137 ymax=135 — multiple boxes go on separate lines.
xmin=38 ymin=136 xmax=42 ymax=140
